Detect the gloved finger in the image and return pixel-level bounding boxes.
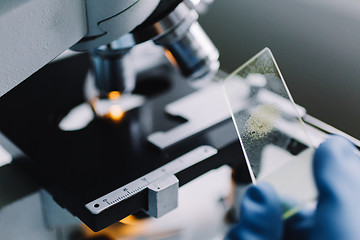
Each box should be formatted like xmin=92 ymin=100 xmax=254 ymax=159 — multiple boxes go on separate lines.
xmin=312 ymin=135 xmax=360 ymax=240
xmin=283 ymin=207 xmax=314 ymax=240
xmin=226 ymin=183 xmax=283 ymax=240
xmin=314 ymin=135 xmax=360 ymax=198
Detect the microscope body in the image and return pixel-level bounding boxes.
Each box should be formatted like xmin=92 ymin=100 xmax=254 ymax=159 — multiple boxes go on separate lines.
xmin=0 ymin=0 xmax=228 ymax=234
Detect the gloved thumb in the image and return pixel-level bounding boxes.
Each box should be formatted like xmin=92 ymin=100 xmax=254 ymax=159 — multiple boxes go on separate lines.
xmin=226 ymin=183 xmax=283 ymax=240
xmin=312 ymin=135 xmax=360 ymax=240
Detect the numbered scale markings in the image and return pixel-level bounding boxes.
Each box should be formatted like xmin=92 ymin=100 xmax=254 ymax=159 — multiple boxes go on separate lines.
xmin=86 ymin=145 xmax=217 ymax=214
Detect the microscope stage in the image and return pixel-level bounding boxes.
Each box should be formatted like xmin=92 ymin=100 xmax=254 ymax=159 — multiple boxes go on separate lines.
xmin=0 ymin=54 xmax=244 ymax=231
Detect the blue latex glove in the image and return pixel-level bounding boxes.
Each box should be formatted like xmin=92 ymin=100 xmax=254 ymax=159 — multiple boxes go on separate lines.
xmin=226 ymin=135 xmax=360 ymax=240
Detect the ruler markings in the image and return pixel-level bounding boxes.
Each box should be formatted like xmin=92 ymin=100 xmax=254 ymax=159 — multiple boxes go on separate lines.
xmin=85 ymin=146 xmax=217 ymax=214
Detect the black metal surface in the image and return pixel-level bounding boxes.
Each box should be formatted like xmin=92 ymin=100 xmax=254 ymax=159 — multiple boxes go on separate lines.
xmin=0 ymin=54 xmax=245 ymax=231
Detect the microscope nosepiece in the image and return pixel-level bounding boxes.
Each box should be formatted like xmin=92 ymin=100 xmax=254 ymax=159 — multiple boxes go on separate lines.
xmin=161 ymin=21 xmax=219 ymax=82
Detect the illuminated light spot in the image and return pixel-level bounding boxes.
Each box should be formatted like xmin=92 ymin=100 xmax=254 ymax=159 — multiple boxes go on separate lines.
xmin=119 ymin=215 xmax=140 ymax=225
xmin=164 ymin=49 xmax=178 ymax=66
xmin=108 ymin=91 xmax=121 ymax=100
xmin=106 ymin=105 xmax=125 ymax=122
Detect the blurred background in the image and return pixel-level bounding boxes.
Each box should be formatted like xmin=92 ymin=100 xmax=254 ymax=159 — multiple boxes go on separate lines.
xmin=200 ymin=0 xmax=360 ymax=139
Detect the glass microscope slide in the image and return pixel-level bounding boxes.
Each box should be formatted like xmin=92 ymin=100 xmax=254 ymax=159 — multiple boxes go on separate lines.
xmin=223 ymin=48 xmax=316 ymax=218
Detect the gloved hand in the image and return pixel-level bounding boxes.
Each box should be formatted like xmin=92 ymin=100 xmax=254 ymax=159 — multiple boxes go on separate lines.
xmin=226 ymin=135 xmax=360 ymax=240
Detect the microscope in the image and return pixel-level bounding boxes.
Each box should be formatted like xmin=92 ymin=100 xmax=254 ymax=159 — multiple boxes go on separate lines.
xmin=1 ymin=0 xmax=360 ymax=239
xmin=1 ymin=0 xmax=238 ymax=233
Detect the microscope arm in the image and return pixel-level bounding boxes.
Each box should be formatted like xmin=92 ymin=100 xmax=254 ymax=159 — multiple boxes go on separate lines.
xmin=0 ymin=0 xmax=160 ymax=98
xmin=0 ymin=0 xmax=86 ymax=97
